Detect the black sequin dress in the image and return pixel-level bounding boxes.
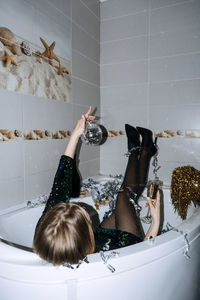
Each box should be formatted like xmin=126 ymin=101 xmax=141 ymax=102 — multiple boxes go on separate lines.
xmin=42 ymin=155 xmax=142 ymax=251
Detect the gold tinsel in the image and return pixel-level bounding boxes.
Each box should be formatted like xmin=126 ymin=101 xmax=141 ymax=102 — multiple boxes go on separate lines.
xmin=171 ymin=166 xmax=200 ymax=220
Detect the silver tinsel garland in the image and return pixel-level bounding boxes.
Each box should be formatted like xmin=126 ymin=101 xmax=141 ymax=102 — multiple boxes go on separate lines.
xmin=81 ymin=175 xmax=124 ymax=215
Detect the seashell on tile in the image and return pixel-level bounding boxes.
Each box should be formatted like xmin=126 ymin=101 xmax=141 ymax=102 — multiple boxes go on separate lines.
xmin=52 ymin=131 xmax=63 ymax=139
xmin=155 ymin=131 xmax=168 ymax=138
xmin=59 ymin=130 xmax=69 ymax=138
xmin=34 ymin=130 xmax=46 ymax=139
xmin=109 ymin=130 xmax=120 ymax=137
xmin=21 ymin=41 xmax=31 ymax=56
xmin=185 ymin=130 xmax=200 ymax=138
xmin=177 ymin=130 xmax=185 ymax=137
xmin=45 ymin=130 xmax=52 ymax=138
xmin=164 ymin=130 xmax=177 ymax=137
xmin=0 ymin=130 xmax=15 ymax=139
xmin=0 ymin=27 xmax=22 ymax=56
xmin=24 ymin=130 xmax=39 ymax=140
xmin=119 ymin=130 xmax=125 ymax=136
xmin=14 ymin=130 xmax=23 ymax=137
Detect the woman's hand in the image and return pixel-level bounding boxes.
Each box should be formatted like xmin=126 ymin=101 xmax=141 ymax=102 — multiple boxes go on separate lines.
xmin=72 ymin=106 xmax=95 ymax=138
xmin=64 ymin=107 xmax=95 ymax=158
xmin=144 ymin=190 xmax=161 ymax=240
xmin=145 ymin=190 xmax=160 ymax=225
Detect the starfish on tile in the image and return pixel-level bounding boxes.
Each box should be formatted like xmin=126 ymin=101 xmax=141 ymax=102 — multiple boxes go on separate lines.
xmin=55 ymin=62 xmax=70 ymax=77
xmin=0 ymin=49 xmax=18 ymax=67
xmin=39 ymin=37 xmax=60 ymax=65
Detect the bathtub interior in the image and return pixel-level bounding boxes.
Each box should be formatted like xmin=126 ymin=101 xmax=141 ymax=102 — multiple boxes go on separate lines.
xmin=0 ymin=178 xmax=198 ymax=251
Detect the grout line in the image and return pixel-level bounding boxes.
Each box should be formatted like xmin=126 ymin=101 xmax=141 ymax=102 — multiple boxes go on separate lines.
xmin=100 ymin=50 xmax=200 ymax=67
xmin=150 ymin=0 xmax=193 ymax=12
xmin=100 ymin=77 xmax=200 ymax=88
xmin=101 ymin=23 xmax=200 ymax=45
xmin=71 ymin=75 xmax=100 ymax=88
xmin=72 ymin=48 xmax=100 ymax=66
xmin=101 ymin=9 xmax=148 ymax=22
xmin=72 ymin=20 xmax=100 ymax=44
xmin=147 ymin=1 xmax=151 ymax=128
xmin=45 ymin=0 xmax=72 ymax=20
xmin=80 ymin=0 xmax=100 ymax=20
xmin=101 ymin=34 xmax=148 ymax=44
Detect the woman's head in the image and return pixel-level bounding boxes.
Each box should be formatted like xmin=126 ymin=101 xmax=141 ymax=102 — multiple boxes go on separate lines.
xmin=33 ymin=202 xmax=95 ymax=265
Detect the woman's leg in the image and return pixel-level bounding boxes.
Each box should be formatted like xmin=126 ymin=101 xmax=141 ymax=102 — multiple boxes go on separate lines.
xmin=136 ymin=127 xmax=157 ymax=199
xmin=101 ymin=125 xmax=143 ymax=239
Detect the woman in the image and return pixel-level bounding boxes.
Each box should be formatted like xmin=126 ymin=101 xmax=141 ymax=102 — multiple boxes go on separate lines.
xmin=34 ymin=107 xmax=160 ymax=265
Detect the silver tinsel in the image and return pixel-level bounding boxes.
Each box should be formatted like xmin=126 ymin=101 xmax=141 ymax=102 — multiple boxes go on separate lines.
xmin=27 ymin=194 xmax=48 ymax=208
xmin=100 ymin=251 xmax=119 ymax=273
xmin=161 ymin=222 xmax=190 ymax=259
xmin=81 ymin=175 xmax=123 ymax=214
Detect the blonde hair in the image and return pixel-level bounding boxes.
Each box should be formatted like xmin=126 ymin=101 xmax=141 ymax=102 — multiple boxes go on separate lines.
xmin=33 ymin=202 xmax=95 ymax=265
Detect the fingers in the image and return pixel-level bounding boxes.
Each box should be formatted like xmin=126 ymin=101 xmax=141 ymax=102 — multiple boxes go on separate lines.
xmin=85 ymin=106 xmax=92 ymax=118
xmin=84 ymin=106 xmax=95 ymax=121
xmin=145 ymin=197 xmax=156 ymax=208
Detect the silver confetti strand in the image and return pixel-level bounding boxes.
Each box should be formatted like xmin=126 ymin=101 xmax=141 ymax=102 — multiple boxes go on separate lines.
xmin=165 ymin=222 xmax=191 ymax=259
xmin=63 ymin=257 xmax=89 ymax=270
xmin=100 ymin=251 xmax=119 ymax=273
xmin=152 ymin=144 xmax=161 ymax=180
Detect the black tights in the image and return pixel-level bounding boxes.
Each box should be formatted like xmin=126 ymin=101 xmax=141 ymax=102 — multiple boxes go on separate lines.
xmin=100 ymin=148 xmax=153 ymax=240
xmin=72 ymin=149 xmax=152 ymax=240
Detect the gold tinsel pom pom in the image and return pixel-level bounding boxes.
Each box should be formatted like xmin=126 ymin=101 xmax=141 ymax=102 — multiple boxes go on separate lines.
xmin=171 ymin=166 xmax=200 ymax=220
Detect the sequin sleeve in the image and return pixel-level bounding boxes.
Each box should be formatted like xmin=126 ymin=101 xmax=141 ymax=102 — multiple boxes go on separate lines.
xmin=43 ymin=155 xmax=74 ymax=214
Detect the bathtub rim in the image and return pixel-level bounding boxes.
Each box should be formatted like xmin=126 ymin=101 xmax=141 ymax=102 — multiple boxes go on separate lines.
xmin=0 ymin=197 xmax=199 ymax=269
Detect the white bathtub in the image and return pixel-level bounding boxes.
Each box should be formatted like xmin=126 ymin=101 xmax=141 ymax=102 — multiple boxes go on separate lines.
xmin=0 ymin=179 xmax=200 ymax=300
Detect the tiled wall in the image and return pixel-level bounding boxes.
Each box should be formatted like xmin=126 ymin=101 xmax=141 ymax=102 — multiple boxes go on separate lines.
xmin=100 ymin=0 xmax=200 ymax=186
xmin=0 ymin=0 xmax=100 ymax=210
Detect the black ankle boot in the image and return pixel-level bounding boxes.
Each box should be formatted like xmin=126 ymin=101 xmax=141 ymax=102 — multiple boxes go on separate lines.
xmin=125 ymin=124 xmax=140 ymax=151
xmin=136 ymin=126 xmax=157 ymax=156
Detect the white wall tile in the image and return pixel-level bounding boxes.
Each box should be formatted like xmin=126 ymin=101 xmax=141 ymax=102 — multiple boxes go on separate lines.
xmin=79 ymin=158 xmax=100 ymax=179
xmin=0 ymin=90 xmax=23 ymax=129
xmin=79 ymin=143 xmax=100 ymax=164
xmin=149 ymin=161 xmax=200 ymax=187
xmin=149 ymin=79 xmax=200 ymax=106
xmin=24 ymin=170 xmax=55 ymax=201
xmin=150 ymin=0 xmax=191 ymax=10
xmin=24 ymin=139 xmax=66 ymax=175
xmin=46 ymin=0 xmax=72 ymax=18
xmin=101 ymin=104 xmax=148 ymax=131
xmin=72 ymin=22 xmax=100 ymax=63
xmin=23 ymin=95 xmax=74 ymax=130
xmin=150 ymin=26 xmax=200 ymax=58
xmin=72 ymin=77 xmax=100 ymax=107
xmin=0 ymin=0 xmax=37 ymax=44
xmin=72 ymin=0 xmax=100 ymax=41
xmin=101 ymin=0 xmax=149 ymax=20
xmin=156 ymin=138 xmax=200 ymax=163
xmin=0 ymin=179 xmax=24 ymax=210
xmin=0 ymin=142 xmax=24 ymax=180
xmin=72 ymin=50 xmax=99 ymax=86
xmin=101 ymin=36 xmax=148 ymax=64
xmin=101 ymin=60 xmax=148 ymax=86
xmin=101 ymin=83 xmax=148 ymax=107
xmin=149 ymin=104 xmax=200 ymax=130
xmin=81 ymin=0 xmax=100 ymax=18
xmin=150 ymin=53 xmax=200 ymax=83
xmin=150 ymin=1 xmax=200 ymax=34
xmin=101 ymin=11 xmax=148 ymax=42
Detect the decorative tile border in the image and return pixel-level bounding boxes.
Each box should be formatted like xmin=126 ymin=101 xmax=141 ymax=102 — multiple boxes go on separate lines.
xmin=0 ymin=129 xmax=200 ymax=141
xmin=108 ymin=129 xmax=200 ymax=138
xmin=0 ymin=129 xmax=71 ymax=141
